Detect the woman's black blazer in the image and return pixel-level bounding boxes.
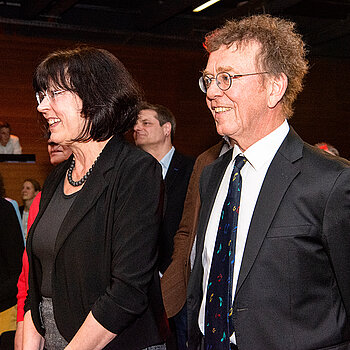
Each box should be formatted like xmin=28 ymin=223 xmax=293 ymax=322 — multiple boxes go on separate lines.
xmin=26 ymin=135 xmax=168 ymax=349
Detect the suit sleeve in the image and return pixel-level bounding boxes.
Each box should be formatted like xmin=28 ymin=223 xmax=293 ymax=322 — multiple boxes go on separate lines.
xmin=323 ymin=167 xmax=350 ymax=318
xmin=0 ymin=200 xmax=24 ymax=304
xmin=91 ymin=153 xmax=163 ymax=334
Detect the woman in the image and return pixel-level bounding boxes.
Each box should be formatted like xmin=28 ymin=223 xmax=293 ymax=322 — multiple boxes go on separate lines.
xmin=23 ymin=46 xmax=168 ymax=349
xmin=15 ymin=139 xmax=72 ymax=350
xmin=19 ymin=179 xmax=41 ymax=234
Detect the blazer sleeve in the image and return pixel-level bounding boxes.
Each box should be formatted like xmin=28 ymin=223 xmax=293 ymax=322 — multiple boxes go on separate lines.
xmin=323 ymin=167 xmax=350 ymax=318
xmin=91 ymin=152 xmax=163 ymax=335
xmin=161 ymin=143 xmax=223 ymax=317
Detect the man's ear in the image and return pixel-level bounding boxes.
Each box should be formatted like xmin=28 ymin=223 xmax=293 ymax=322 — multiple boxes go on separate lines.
xmin=163 ymin=122 xmax=172 ymax=137
xmin=267 ymin=73 xmax=288 ymax=108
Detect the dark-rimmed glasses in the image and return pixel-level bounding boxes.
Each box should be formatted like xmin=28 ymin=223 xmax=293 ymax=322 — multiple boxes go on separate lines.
xmin=35 ymin=89 xmax=66 ymax=105
xmin=199 ymin=71 xmax=269 ymax=94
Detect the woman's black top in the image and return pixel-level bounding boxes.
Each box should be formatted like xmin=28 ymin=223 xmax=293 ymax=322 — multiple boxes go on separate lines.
xmin=32 ymin=179 xmax=78 ymax=297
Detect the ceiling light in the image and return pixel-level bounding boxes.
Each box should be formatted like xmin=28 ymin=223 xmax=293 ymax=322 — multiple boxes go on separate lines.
xmin=193 ymin=0 xmax=221 ymax=12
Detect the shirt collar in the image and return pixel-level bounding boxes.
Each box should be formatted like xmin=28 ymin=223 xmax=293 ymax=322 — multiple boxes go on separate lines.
xmin=159 ymin=146 xmax=175 ymax=178
xmin=232 ymin=119 xmax=290 ymax=170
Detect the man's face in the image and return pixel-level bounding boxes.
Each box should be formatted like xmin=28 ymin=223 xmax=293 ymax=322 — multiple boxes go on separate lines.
xmin=133 ymin=109 xmax=168 ymax=148
xmin=47 ymin=141 xmax=72 ymax=166
xmin=204 ymin=42 xmax=271 ymax=150
xmin=0 ymin=127 xmax=10 ymax=146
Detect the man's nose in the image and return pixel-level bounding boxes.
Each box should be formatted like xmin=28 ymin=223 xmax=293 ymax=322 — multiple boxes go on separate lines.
xmin=206 ymin=80 xmax=224 ymax=99
xmin=134 ymin=122 xmax=141 ymax=131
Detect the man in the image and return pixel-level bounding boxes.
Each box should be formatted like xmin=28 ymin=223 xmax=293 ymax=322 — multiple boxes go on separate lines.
xmin=0 ymin=122 xmax=22 ymax=154
xmin=187 ymin=14 xmax=350 ymax=350
xmin=134 ymin=102 xmax=194 ymax=349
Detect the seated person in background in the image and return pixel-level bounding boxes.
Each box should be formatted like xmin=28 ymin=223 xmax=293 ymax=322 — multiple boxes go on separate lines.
xmin=0 ymin=195 xmax=24 ymax=350
xmin=14 ymin=139 xmax=72 ymax=350
xmin=0 ymin=122 xmax=22 ymax=154
xmin=19 ymin=179 xmax=41 ymax=235
xmin=315 ymin=142 xmax=340 ymax=156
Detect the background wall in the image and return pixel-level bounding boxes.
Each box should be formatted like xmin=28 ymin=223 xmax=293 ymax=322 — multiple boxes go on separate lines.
xmin=0 ymin=32 xmax=348 ymax=203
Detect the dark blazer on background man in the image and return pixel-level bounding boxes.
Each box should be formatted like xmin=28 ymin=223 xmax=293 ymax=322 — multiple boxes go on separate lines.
xmin=187 ymin=128 xmax=350 ymax=350
xmin=26 ymin=135 xmax=169 ymax=349
xmin=159 ymin=150 xmax=194 ymax=274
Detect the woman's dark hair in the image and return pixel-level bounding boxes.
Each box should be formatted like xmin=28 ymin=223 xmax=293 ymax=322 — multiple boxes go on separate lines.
xmin=33 ymin=46 xmax=143 ymax=142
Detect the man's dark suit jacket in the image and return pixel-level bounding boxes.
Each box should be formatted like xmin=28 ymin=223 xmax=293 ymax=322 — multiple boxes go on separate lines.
xmin=26 ymin=135 xmax=169 ymax=349
xmin=158 ymin=150 xmax=194 ymax=274
xmin=0 ymin=197 xmax=24 ymax=312
xmin=187 ymin=128 xmax=350 ymax=350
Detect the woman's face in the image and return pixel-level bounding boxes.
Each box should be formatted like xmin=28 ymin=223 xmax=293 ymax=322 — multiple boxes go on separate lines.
xmin=37 ymin=87 xmax=85 ymax=146
xmin=21 ymin=181 xmax=38 ymax=202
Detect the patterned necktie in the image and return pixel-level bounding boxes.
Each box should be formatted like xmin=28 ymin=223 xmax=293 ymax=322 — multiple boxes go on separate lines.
xmin=204 ymin=155 xmax=246 ymax=350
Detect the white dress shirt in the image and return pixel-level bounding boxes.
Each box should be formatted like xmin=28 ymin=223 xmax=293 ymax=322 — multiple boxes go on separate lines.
xmin=199 ymin=120 xmax=290 ymax=343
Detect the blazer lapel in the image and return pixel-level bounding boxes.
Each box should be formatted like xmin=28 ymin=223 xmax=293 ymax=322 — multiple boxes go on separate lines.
xmin=235 ymin=128 xmax=303 ymax=294
xmin=53 ymin=136 xmax=122 ymax=254
xmin=53 ymin=165 xmax=109 ymax=253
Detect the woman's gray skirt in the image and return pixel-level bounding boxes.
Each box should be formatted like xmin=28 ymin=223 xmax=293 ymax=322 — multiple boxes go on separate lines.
xmin=41 ymin=297 xmax=68 ymax=350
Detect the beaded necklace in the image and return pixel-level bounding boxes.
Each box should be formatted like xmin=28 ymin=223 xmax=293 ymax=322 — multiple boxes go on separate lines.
xmin=67 ymin=155 xmax=100 ymax=187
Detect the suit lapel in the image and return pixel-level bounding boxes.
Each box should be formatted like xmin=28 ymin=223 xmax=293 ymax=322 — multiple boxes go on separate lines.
xmin=235 ymin=128 xmax=303 ymax=294
xmin=196 ymin=149 xmax=233 ymax=256
xmin=164 ymin=151 xmax=181 ymax=191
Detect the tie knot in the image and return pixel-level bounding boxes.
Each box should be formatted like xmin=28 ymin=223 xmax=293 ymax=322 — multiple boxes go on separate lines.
xmin=234 ymin=155 xmax=246 ymax=171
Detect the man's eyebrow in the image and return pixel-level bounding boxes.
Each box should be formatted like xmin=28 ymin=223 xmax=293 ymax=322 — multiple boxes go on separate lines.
xmin=202 ymin=66 xmax=234 ymax=76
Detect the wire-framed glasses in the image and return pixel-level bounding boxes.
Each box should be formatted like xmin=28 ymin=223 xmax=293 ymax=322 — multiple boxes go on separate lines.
xmin=35 ymin=89 xmax=66 ymax=105
xmin=199 ymin=71 xmax=269 ymax=93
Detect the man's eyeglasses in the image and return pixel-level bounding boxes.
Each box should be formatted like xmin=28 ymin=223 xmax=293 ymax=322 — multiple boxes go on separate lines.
xmin=199 ymin=71 xmax=269 ymax=94
xmin=35 ymin=89 xmax=66 ymax=105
